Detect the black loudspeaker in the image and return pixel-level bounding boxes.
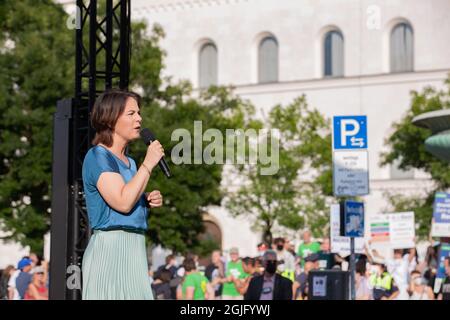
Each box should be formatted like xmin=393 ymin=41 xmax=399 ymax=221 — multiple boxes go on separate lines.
xmin=308 ymin=270 xmax=350 ymax=300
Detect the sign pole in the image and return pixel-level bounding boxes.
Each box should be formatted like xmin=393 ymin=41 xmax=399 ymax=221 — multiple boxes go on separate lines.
xmin=332 ymin=115 xmax=369 ymax=301
xmin=350 ymin=236 xmax=356 ymax=300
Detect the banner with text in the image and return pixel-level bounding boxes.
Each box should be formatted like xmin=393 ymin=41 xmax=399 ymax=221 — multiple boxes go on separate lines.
xmin=369 ymin=212 xmax=415 ymax=249
xmin=431 ymin=192 xmax=450 ymax=237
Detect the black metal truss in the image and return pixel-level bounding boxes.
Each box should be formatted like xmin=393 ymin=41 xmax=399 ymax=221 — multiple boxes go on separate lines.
xmin=50 ymin=0 xmax=131 ymax=300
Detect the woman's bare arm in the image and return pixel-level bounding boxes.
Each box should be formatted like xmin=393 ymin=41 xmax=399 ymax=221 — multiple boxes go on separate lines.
xmin=97 ymin=142 xmax=163 ymax=213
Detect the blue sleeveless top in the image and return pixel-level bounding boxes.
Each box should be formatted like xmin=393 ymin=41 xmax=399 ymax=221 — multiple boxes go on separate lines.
xmin=82 ymin=145 xmax=148 ymax=232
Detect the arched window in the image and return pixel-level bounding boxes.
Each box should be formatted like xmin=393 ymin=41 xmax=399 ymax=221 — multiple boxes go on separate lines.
xmin=390 ymin=23 xmax=413 ymax=73
xmin=324 ymin=30 xmax=344 ymax=77
xmin=199 ymin=43 xmax=218 ymax=88
xmin=197 ymin=219 xmax=222 ymax=266
xmin=258 ymin=36 xmax=278 ymax=83
xmin=390 ymin=158 xmax=414 ymax=180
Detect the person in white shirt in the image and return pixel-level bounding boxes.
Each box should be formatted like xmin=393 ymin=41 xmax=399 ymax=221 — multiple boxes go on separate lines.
xmin=8 ymin=269 xmax=20 ymax=300
xmin=408 ymin=270 xmax=434 ymax=300
xmin=371 ymin=248 xmax=417 ymax=300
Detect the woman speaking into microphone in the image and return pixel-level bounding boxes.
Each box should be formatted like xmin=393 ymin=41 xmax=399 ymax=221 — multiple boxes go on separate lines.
xmin=81 ymin=89 xmax=164 ymax=300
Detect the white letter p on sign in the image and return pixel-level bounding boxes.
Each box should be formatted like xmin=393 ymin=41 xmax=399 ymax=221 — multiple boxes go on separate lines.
xmin=340 ymin=119 xmax=360 ymax=147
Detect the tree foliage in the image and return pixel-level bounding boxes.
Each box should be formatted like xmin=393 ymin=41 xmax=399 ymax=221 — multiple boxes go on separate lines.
xmin=225 ymin=96 xmax=333 ymax=244
xmin=130 ymin=84 xmax=255 ymax=253
xmin=0 ymin=1 xmax=255 ymax=254
xmin=0 ymin=0 xmax=74 ymax=252
xmin=381 ymin=77 xmax=450 ymax=238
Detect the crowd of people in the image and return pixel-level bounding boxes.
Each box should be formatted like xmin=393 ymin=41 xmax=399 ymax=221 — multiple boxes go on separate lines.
xmin=1 ymin=230 xmax=449 ymax=300
xmin=147 ymin=231 xmax=450 ymax=300
xmin=0 ymin=253 xmax=49 ymax=300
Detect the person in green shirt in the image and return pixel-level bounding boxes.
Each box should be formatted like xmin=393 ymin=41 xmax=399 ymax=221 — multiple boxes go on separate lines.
xmin=231 ymin=257 xmax=259 ymax=296
xmin=222 ymin=247 xmax=248 ymax=299
xmin=180 ymin=258 xmax=211 ymax=300
xmin=297 ymin=230 xmax=321 ymax=267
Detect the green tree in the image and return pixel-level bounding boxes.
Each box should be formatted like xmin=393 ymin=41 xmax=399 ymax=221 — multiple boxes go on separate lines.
xmin=0 ymin=0 xmax=74 ymax=252
xmin=381 ymin=77 xmax=450 ymax=238
xmin=0 ymin=1 xmax=254 ymax=254
xmin=225 ymin=96 xmax=333 ymax=244
xmin=130 ymin=84 xmax=255 ymax=253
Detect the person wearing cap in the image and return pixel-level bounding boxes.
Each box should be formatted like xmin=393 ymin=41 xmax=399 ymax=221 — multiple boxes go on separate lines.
xmin=15 ymin=257 xmax=33 ymax=299
xmin=24 ymin=265 xmax=48 ymax=300
xmin=305 ymin=253 xmax=320 ymax=267
xmin=29 ymin=252 xmax=39 ymax=269
xmin=244 ymin=250 xmax=292 ymax=300
xmin=222 ymin=247 xmax=247 ymax=300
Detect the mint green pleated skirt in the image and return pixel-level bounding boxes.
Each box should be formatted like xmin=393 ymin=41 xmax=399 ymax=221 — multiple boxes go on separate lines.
xmin=82 ymin=230 xmax=154 ymax=300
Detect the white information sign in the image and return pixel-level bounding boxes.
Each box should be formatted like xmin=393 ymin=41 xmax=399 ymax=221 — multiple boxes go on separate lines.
xmin=333 ymin=150 xmax=369 ymax=197
xmin=368 ymin=212 xmax=415 ymax=249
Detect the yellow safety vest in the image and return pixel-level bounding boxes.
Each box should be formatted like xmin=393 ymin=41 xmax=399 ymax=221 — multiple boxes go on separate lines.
xmin=370 ymin=272 xmax=393 ymax=290
xmin=281 ymin=270 xmax=295 ymax=282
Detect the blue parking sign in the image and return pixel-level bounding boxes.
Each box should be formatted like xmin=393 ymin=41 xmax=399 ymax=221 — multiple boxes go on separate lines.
xmin=333 ymin=116 xmax=367 ymax=149
xmin=344 ymin=201 xmax=364 ymax=237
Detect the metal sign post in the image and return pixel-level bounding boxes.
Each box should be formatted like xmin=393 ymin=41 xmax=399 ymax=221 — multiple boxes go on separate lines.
xmin=350 ymin=236 xmax=355 ymax=300
xmin=339 ymin=200 xmax=364 ymax=300
xmin=333 ymin=116 xmax=368 ymax=301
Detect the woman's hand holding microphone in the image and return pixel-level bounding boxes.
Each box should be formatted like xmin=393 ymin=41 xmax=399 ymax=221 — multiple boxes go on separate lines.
xmin=142 ymin=140 xmax=164 ymax=208
xmin=142 ymin=139 xmax=164 ymax=174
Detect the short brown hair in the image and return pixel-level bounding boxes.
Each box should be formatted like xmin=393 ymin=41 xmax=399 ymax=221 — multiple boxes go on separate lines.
xmin=165 ymin=254 xmax=176 ymax=264
xmin=242 ymin=257 xmax=256 ymax=267
xmin=90 ymin=89 xmax=141 ymax=147
xmin=183 ymin=258 xmax=196 ymax=272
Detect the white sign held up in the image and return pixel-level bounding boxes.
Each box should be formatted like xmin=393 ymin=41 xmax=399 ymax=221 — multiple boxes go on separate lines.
xmin=330 ymin=204 xmax=365 ymax=255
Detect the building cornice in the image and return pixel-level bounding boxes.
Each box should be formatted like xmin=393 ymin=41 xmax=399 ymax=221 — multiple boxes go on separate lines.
xmin=55 ymin=0 xmax=252 ymax=14
xmin=132 ymin=0 xmax=250 ymax=15
xmin=230 ymin=69 xmax=450 ymax=96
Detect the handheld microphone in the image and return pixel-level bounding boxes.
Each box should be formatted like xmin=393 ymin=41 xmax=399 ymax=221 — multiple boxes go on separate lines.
xmin=140 ymin=128 xmax=172 ymax=178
